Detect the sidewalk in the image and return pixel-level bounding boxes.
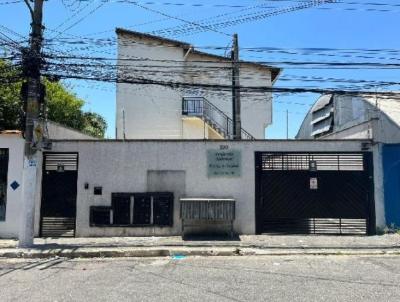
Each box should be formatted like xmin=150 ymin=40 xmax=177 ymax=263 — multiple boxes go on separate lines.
xmin=1 ymin=234 xmax=400 ymax=259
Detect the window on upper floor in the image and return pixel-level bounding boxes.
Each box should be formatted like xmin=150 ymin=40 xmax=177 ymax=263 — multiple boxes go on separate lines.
xmin=311 ymin=95 xmax=334 ymax=138
xmin=0 ymin=149 xmax=8 ymax=221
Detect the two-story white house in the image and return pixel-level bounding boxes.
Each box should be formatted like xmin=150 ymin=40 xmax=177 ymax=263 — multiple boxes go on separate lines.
xmin=115 ymin=28 xmax=281 ymax=140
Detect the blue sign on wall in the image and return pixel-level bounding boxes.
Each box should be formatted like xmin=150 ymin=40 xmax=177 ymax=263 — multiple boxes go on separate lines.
xmin=382 ymin=144 xmax=400 ymax=228
xmin=10 ymin=181 xmax=20 ymax=191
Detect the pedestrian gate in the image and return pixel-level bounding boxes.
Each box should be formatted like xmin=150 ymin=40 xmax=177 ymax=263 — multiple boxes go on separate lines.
xmin=255 ymin=152 xmax=375 ymax=235
xmin=40 ymin=153 xmax=78 ymax=237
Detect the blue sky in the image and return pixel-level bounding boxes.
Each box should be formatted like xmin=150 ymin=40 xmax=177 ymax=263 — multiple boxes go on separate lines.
xmin=1 ymin=0 xmax=400 ymax=138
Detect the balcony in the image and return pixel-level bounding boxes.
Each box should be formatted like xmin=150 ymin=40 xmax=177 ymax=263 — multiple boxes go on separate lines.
xmin=182 ymin=96 xmax=254 ymax=140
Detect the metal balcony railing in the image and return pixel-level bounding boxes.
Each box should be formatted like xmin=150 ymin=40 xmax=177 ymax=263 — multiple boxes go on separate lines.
xmin=182 ymin=96 xmax=255 ymax=140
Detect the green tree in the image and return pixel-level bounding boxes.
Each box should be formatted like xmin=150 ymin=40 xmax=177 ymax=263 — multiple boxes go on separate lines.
xmin=81 ymin=112 xmax=107 ymax=138
xmin=45 ymin=79 xmax=86 ymax=131
xmin=0 ymin=60 xmax=22 ymax=130
xmin=0 ymin=60 xmax=107 ymax=138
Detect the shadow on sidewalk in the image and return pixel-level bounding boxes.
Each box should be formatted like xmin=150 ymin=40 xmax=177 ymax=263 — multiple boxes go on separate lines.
xmin=182 ymin=234 xmax=241 ymax=241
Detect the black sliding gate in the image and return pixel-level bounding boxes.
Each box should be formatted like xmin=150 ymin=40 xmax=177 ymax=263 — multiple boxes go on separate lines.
xmin=40 ymin=153 xmax=78 ymax=237
xmin=255 ymin=152 xmax=375 ymax=235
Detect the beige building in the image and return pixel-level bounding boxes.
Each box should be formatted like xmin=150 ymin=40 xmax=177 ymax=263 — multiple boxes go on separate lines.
xmin=115 ymin=29 xmax=281 ymax=140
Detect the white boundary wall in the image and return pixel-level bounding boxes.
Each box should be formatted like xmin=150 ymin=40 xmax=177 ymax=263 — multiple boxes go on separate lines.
xmin=0 ymin=139 xmax=385 ymax=238
xmin=0 ymin=134 xmax=24 ymax=237
xmin=45 ymin=139 xmax=383 ymax=237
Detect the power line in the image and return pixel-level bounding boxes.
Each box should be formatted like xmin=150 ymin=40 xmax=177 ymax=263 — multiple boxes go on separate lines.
xmin=40 ymin=49 xmax=400 ymax=94
xmin=128 ymin=1 xmax=231 ymax=37
xmin=43 ymin=35 xmax=400 ymax=60
xmin=146 ymin=0 xmax=336 ymax=37
xmin=0 ymin=31 xmax=23 ymax=50
xmin=51 ymin=1 xmax=110 ymax=39
xmin=52 ymin=0 xmax=98 ymax=31
xmin=47 ymin=0 xmax=336 ymax=41
xmin=81 ymin=0 xmax=283 ymax=37
xmin=42 ymin=66 xmax=400 ymax=97
xmin=42 ymin=52 xmax=400 ymax=69
xmin=101 ymin=0 xmax=400 ymax=11
xmin=0 ymin=0 xmax=23 ymax=5
xmin=61 ymin=0 xmax=400 ymax=39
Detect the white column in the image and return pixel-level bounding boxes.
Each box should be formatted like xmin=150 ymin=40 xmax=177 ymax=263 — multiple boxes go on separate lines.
xmin=18 ymin=154 xmax=39 ymax=247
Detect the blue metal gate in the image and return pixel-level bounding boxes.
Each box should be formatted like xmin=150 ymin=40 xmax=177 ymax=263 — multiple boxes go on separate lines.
xmin=382 ymin=144 xmax=400 ymax=228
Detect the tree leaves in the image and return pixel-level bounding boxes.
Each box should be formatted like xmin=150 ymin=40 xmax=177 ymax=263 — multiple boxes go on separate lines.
xmin=0 ymin=59 xmax=107 ymax=137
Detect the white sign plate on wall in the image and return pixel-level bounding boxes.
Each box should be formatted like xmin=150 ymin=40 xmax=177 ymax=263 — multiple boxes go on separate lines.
xmin=310 ymin=177 xmax=318 ymax=190
xmin=207 ymin=149 xmax=241 ymax=177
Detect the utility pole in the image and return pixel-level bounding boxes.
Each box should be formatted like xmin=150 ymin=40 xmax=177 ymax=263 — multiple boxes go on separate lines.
xmin=231 ymin=33 xmax=241 ymax=140
xmin=286 ymin=110 xmax=289 ymax=139
xmin=19 ymin=0 xmax=45 ymax=247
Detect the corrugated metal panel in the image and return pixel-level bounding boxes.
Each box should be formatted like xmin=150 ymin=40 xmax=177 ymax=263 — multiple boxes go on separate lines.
xmin=45 ymin=153 xmax=78 ymax=171
xmin=180 ymin=198 xmax=235 ymax=220
xmin=261 ymin=153 xmax=364 ymax=171
xmin=41 ymin=217 xmax=75 ymax=237
xmin=311 ymin=94 xmax=333 ymax=113
xmin=311 ymin=110 xmax=332 ymax=125
xmin=310 ymin=94 xmax=334 ymax=137
xmin=311 ymin=116 xmax=333 ymax=137
xmin=311 ymin=124 xmax=332 ymax=137
xmin=262 ymin=218 xmax=367 ymax=235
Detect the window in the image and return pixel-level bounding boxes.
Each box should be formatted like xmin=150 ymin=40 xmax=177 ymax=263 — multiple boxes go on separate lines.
xmin=311 ymin=95 xmax=334 ymax=138
xmin=0 ymin=149 xmax=9 ymax=221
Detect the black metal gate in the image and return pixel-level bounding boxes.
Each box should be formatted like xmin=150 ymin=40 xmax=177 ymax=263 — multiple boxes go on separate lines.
xmin=40 ymin=153 xmax=78 ymax=237
xmin=0 ymin=149 xmax=9 ymax=222
xmin=255 ymin=152 xmax=375 ymax=235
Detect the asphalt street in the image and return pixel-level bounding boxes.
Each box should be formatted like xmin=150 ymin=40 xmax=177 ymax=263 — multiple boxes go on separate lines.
xmin=0 ymin=255 xmax=399 ymax=302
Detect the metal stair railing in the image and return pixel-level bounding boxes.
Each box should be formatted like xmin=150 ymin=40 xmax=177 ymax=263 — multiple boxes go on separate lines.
xmin=182 ymin=96 xmax=255 ymax=140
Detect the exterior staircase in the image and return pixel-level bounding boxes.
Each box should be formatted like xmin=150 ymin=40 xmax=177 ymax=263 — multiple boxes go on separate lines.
xmin=182 ymin=96 xmax=255 ymax=140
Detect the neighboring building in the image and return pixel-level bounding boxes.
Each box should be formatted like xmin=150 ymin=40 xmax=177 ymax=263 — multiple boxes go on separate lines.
xmin=46 ymin=120 xmax=99 ymax=140
xmin=296 ymin=93 xmax=400 ymax=229
xmin=296 ymin=93 xmax=400 ymax=143
xmin=0 ymin=122 xmax=97 ymax=238
xmin=0 ymin=131 xmax=24 ymax=237
xmin=115 ymin=28 xmax=281 ymax=140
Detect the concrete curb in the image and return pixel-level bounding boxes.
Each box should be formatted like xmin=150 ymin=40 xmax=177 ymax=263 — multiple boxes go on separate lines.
xmin=1 ymin=247 xmax=400 ymax=259
xmin=0 ymin=247 xmax=238 ymax=259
